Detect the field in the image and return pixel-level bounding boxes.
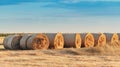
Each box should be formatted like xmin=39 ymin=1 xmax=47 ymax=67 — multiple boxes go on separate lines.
xmin=0 ymin=45 xmax=120 ymax=67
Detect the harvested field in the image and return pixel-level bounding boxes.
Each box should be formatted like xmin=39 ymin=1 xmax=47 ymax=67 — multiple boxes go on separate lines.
xmin=0 ymin=43 xmax=120 ymax=67
xmin=2 ymin=33 xmax=120 ymax=67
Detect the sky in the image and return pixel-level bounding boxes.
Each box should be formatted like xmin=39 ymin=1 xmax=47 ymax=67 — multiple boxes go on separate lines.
xmin=0 ymin=0 xmax=120 ymax=33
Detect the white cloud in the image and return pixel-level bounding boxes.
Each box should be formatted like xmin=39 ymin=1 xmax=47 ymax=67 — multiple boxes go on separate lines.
xmin=61 ymin=0 xmax=120 ymax=3
xmin=61 ymin=0 xmax=80 ymax=3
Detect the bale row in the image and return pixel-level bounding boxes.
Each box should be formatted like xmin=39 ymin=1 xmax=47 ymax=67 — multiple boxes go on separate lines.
xmin=3 ymin=33 xmax=65 ymax=50
xmin=3 ymin=33 xmax=120 ymax=50
xmin=3 ymin=33 xmax=50 ymax=50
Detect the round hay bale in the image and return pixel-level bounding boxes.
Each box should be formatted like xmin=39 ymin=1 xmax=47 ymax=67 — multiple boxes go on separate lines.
xmin=20 ymin=34 xmax=32 ymax=50
xmin=81 ymin=33 xmax=94 ymax=47
xmin=104 ymin=33 xmax=119 ymax=44
xmin=27 ymin=33 xmax=49 ymax=50
xmin=63 ymin=33 xmax=81 ymax=48
xmin=3 ymin=35 xmax=13 ymax=49
xmin=0 ymin=37 xmax=5 ymax=45
xmin=112 ymin=33 xmax=119 ymax=43
xmin=118 ymin=33 xmax=120 ymax=40
xmin=45 ymin=33 xmax=64 ymax=49
xmin=3 ymin=35 xmax=22 ymax=50
xmin=75 ymin=33 xmax=81 ymax=48
xmin=92 ymin=33 xmax=106 ymax=46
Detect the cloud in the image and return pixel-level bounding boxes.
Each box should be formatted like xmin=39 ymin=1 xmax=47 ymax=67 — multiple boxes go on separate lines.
xmin=61 ymin=0 xmax=120 ymax=3
xmin=0 ymin=0 xmax=39 ymax=5
xmin=61 ymin=0 xmax=80 ymax=3
xmin=0 ymin=0 xmax=59 ymax=6
xmin=0 ymin=0 xmax=120 ymax=6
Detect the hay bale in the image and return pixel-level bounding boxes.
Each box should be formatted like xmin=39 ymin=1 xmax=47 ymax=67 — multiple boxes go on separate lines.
xmin=92 ymin=33 xmax=106 ymax=46
xmin=63 ymin=33 xmax=81 ymax=48
xmin=81 ymin=33 xmax=94 ymax=47
xmin=111 ymin=33 xmax=119 ymax=43
xmin=3 ymin=35 xmax=13 ymax=49
xmin=0 ymin=37 xmax=5 ymax=45
xmin=45 ymin=33 xmax=64 ymax=49
xmin=104 ymin=33 xmax=119 ymax=44
xmin=20 ymin=34 xmax=32 ymax=50
xmin=75 ymin=33 xmax=81 ymax=48
xmin=3 ymin=35 xmax=22 ymax=50
xmin=118 ymin=33 xmax=120 ymax=40
xmin=27 ymin=33 xmax=49 ymax=50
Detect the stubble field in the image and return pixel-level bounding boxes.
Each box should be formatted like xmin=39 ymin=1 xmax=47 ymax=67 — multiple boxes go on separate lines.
xmin=0 ymin=44 xmax=120 ymax=67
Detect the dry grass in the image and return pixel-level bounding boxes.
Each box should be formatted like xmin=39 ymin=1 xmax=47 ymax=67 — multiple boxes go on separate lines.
xmin=1 ymin=42 xmax=120 ymax=67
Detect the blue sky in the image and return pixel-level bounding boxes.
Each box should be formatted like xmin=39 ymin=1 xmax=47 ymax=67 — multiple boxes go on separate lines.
xmin=0 ymin=0 xmax=120 ymax=33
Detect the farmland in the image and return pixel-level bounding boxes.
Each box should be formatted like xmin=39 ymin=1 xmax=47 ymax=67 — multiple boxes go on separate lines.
xmin=0 ymin=0 xmax=120 ymax=67
xmin=0 ymin=44 xmax=120 ymax=67
xmin=1 ymin=33 xmax=120 ymax=67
